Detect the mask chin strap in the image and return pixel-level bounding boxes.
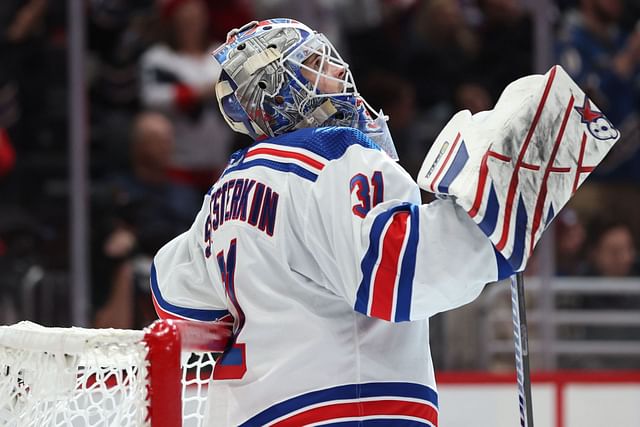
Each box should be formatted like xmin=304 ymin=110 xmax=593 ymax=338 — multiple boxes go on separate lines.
xmin=295 ymin=99 xmax=338 ymax=128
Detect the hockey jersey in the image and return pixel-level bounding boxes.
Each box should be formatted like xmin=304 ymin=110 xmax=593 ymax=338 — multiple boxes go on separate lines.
xmin=151 ymin=126 xmax=506 ymax=426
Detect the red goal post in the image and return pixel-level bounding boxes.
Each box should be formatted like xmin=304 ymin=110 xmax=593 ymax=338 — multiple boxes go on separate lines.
xmin=0 ymin=319 xmax=232 ymax=427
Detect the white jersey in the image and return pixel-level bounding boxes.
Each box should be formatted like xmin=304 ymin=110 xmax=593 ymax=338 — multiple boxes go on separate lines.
xmin=151 ymin=126 xmax=503 ymax=426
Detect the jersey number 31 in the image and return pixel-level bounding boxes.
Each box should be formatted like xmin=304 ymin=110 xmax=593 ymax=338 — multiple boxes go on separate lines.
xmin=350 ymin=171 xmax=384 ymax=218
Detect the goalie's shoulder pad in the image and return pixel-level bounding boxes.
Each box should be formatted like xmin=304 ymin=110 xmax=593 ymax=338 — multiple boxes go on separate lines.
xmin=417 ymin=65 xmax=620 ymax=272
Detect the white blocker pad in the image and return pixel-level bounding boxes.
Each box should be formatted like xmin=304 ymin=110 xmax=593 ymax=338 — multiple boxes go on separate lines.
xmin=417 ymin=65 xmax=620 ymax=272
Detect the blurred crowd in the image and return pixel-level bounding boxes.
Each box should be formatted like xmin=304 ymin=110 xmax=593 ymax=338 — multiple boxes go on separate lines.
xmin=0 ymin=0 xmax=638 ymax=348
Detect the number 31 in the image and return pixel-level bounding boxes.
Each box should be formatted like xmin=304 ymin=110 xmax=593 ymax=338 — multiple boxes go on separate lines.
xmin=350 ymin=171 xmax=384 ymax=218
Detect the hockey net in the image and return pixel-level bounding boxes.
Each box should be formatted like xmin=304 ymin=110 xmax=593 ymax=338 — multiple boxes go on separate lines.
xmin=0 ymin=319 xmax=232 ymax=426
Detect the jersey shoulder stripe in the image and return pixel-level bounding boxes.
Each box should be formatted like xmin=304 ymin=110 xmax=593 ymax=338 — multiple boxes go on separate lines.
xmin=239 ymin=382 xmax=438 ymax=427
xmin=221 ymin=127 xmax=380 ymax=182
xmin=150 ymin=262 xmax=229 ymax=322
xmin=222 ymin=141 xmax=328 ymax=181
xmin=222 ymin=157 xmax=321 ymax=181
xmin=275 ymin=126 xmax=382 ymax=161
xmin=355 ymin=203 xmax=420 ymax=322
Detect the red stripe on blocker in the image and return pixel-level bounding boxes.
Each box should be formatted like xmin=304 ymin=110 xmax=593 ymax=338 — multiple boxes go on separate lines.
xmin=529 ymin=95 xmax=575 ymax=256
xmin=468 ymin=150 xmax=514 ymax=218
xmin=370 ymin=212 xmax=410 ymax=320
xmin=271 ymin=400 xmax=438 ymax=427
xmin=429 ymin=133 xmax=461 ymax=192
xmin=496 ymin=65 xmax=557 ymax=251
xmin=246 ymin=147 xmax=325 ymax=170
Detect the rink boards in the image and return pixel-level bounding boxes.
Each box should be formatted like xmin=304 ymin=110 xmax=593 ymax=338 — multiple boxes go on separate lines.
xmin=437 ymin=371 xmax=640 ymax=427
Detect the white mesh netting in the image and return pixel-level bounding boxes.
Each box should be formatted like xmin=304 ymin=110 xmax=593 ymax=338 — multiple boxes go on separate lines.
xmin=181 ymin=353 xmax=216 ymax=427
xmin=0 ymin=321 xmax=216 ymax=427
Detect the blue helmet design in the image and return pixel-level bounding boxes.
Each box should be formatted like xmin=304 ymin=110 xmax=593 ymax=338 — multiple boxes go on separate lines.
xmin=212 ymin=19 xmax=398 ymax=159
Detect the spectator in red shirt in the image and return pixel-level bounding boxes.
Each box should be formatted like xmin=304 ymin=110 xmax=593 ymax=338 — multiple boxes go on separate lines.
xmin=0 ymin=129 xmax=15 ymax=178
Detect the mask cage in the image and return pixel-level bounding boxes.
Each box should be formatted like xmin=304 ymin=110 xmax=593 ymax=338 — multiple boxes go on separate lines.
xmin=282 ymin=33 xmax=382 ymax=124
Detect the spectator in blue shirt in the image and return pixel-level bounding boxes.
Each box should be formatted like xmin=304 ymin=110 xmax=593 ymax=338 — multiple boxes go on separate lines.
xmin=556 ymin=0 xmax=640 ymax=182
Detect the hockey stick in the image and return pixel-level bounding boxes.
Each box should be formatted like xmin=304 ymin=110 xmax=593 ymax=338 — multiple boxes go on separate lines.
xmin=511 ymin=272 xmax=534 ymax=427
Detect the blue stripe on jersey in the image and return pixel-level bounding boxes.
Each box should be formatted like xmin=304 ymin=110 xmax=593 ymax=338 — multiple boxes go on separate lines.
xmin=238 ymin=382 xmax=438 ymax=427
xmin=355 ymin=203 xmax=418 ymax=321
xmin=216 ymin=344 xmax=243 ymax=366
xmin=222 ymin=158 xmax=319 ymax=182
xmin=354 ymin=210 xmax=388 ymax=315
xmin=320 ymin=420 xmax=431 ymax=427
xmin=150 ymin=262 xmax=229 ymax=321
xmin=395 ymin=204 xmax=420 ymax=322
xmin=265 ymin=126 xmax=380 ymax=161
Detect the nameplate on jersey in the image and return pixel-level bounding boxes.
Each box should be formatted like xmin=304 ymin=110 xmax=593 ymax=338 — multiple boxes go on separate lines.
xmin=204 ymin=178 xmax=279 ymax=256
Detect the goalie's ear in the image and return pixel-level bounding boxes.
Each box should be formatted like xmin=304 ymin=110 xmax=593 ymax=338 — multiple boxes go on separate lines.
xmin=417 ymin=65 xmax=620 ymax=272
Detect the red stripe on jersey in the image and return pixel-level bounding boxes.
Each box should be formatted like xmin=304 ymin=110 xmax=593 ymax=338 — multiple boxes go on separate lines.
xmin=246 ymin=147 xmax=325 ymax=170
xmin=270 ymin=399 xmax=438 ymax=427
xmin=370 ymin=212 xmax=410 ymax=321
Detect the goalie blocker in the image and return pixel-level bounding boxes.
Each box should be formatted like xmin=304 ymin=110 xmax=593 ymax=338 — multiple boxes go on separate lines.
xmin=417 ymin=65 xmax=620 ymax=272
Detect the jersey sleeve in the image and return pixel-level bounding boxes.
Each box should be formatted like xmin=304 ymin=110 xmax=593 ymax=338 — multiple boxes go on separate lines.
xmin=151 ymin=195 xmax=230 ymax=322
xmin=287 ymin=128 xmax=507 ymax=322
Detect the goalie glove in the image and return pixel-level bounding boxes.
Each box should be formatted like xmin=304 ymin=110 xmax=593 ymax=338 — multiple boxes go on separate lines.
xmin=417 ymin=65 xmax=620 ymax=272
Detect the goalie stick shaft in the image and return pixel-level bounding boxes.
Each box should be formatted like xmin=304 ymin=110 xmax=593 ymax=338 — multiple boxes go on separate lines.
xmin=511 ymin=272 xmax=534 ymax=427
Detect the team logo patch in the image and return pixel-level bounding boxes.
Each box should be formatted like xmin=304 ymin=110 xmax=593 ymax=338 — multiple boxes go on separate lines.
xmin=574 ymin=96 xmax=618 ymax=141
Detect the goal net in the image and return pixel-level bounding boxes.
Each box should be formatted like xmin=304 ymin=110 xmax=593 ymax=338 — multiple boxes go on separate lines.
xmin=0 ymin=319 xmax=232 ymax=426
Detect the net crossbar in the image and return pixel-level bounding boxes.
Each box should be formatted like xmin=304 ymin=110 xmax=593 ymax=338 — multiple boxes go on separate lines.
xmin=0 ymin=319 xmax=232 ymax=427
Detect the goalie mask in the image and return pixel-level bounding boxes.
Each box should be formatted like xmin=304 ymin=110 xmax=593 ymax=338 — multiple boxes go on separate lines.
xmin=212 ymin=19 xmax=399 ymax=160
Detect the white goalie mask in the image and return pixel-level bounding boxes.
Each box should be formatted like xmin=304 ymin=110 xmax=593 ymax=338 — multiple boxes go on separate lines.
xmin=212 ymin=19 xmax=399 ymax=160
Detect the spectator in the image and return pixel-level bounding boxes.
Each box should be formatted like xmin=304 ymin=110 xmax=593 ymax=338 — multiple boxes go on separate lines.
xmin=344 ymin=0 xmax=416 ymax=79
xmin=0 ymin=129 xmax=15 ymax=178
xmin=92 ymin=111 xmax=201 ymax=329
xmin=203 ymin=0 xmax=254 ymax=43
xmin=405 ymin=0 xmax=483 ymax=111
xmin=580 ymin=217 xmax=639 ymax=277
xmin=359 ymin=71 xmax=425 ymax=176
xmin=475 ymin=0 xmax=534 ymax=101
xmin=140 ymin=0 xmax=233 ymax=192
xmin=619 ymin=0 xmax=640 ymax=33
xmin=88 ymin=0 xmax=158 ymax=174
xmin=557 ymin=215 xmax=640 ymax=369
xmin=556 ymin=0 xmax=640 ymax=182
xmin=0 ymin=0 xmax=48 ymax=150
xmin=555 ymin=208 xmax=587 ymax=276
xmin=453 ymin=80 xmax=493 ymax=114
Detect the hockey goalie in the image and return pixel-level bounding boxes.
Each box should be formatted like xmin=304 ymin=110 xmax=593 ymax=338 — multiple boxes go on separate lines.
xmin=150 ymin=19 xmax=620 ymax=426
